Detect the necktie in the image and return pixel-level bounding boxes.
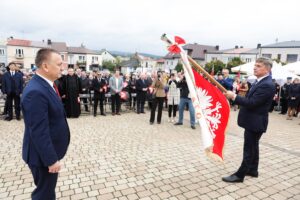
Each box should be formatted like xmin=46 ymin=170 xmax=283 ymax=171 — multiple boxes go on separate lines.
xmin=250 ymin=80 xmax=258 ymax=91
xmin=53 ymin=83 xmax=61 ymax=98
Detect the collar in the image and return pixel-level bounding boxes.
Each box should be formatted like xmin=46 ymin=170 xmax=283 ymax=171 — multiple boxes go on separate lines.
xmin=36 ymin=72 xmax=54 ymax=89
xmin=256 ymin=73 xmax=269 ymax=83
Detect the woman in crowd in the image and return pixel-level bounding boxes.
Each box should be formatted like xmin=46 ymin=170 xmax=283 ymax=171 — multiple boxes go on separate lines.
xmin=287 ymin=78 xmax=300 ymax=120
xmin=232 ymin=76 xmax=241 ymax=111
xmin=238 ymin=79 xmax=249 ymax=97
xmin=149 ymin=71 xmax=166 ymax=124
xmin=167 ymin=73 xmax=180 ymax=123
xmin=129 ymin=73 xmax=137 ymax=110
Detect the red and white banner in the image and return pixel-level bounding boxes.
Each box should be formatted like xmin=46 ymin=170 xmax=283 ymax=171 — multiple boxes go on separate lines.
xmin=162 ymin=34 xmax=230 ymax=161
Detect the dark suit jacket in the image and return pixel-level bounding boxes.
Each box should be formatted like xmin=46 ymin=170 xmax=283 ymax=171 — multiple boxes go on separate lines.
xmin=136 ymin=79 xmax=148 ymax=95
xmin=1 ymin=71 xmax=23 ymax=95
xmin=92 ymin=77 xmax=106 ymax=99
xmin=234 ymin=75 xmax=275 ymax=133
xmin=21 ymin=75 xmax=70 ymax=167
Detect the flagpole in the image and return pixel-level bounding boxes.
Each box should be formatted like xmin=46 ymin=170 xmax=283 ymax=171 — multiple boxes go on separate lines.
xmin=187 ymin=56 xmax=228 ymax=93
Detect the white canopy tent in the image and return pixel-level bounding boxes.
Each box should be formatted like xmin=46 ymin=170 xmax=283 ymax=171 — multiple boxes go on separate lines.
xmin=231 ymin=61 xmax=255 ymax=74
xmin=282 ymin=61 xmax=300 ymax=75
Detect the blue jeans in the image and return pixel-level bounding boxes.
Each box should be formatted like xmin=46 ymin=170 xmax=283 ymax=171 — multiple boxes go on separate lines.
xmin=178 ymin=97 xmax=195 ymax=126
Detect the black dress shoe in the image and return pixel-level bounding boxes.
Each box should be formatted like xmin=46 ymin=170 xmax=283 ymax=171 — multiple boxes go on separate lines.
xmin=191 ymin=125 xmax=196 ymax=129
xmin=93 ymin=114 xmax=97 ymax=117
xmin=157 ymin=122 xmax=161 ymax=124
xmin=174 ymin=122 xmax=183 ymax=125
xmin=4 ymin=117 xmax=12 ymax=121
xmin=246 ymin=171 xmax=258 ymax=177
xmin=16 ymin=116 xmax=21 ymax=121
xmin=141 ymin=112 xmax=146 ymax=114
xmin=222 ymin=175 xmax=244 ymax=183
xmin=100 ymin=113 xmax=106 ymax=116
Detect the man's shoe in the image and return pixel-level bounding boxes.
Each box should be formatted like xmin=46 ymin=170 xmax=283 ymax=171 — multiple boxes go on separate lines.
xmin=4 ymin=117 xmax=12 ymax=121
xmin=222 ymin=175 xmax=244 ymax=183
xmin=93 ymin=114 xmax=97 ymax=117
xmin=191 ymin=125 xmax=196 ymax=129
xmin=174 ymin=122 xmax=183 ymax=125
xmin=141 ymin=112 xmax=146 ymax=114
xmin=100 ymin=113 xmax=106 ymax=116
xmin=112 ymin=113 xmax=115 ymax=116
xmin=16 ymin=116 xmax=21 ymax=121
xmin=137 ymin=112 xmax=140 ymax=114
xmin=157 ymin=122 xmax=161 ymax=124
xmin=246 ymin=171 xmax=258 ymax=178
xmin=116 ymin=113 xmax=121 ymax=115
xmin=150 ymin=122 xmax=154 ymax=125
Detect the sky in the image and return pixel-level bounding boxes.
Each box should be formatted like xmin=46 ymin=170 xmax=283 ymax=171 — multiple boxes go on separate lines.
xmin=0 ymin=0 xmax=299 ymax=56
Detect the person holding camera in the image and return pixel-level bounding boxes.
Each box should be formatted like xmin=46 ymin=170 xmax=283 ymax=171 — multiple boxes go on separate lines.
xmin=149 ymin=71 xmax=166 ymax=124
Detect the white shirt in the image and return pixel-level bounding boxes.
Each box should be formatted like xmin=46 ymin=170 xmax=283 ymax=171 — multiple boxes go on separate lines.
xmin=256 ymin=73 xmax=269 ymax=83
xmin=115 ymin=77 xmax=119 ymax=91
xmin=10 ymin=71 xmax=15 ymax=76
xmin=36 ymin=73 xmax=55 ymax=92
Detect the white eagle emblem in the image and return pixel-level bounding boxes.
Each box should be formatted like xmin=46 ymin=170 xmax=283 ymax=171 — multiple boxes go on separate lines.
xmin=196 ymin=87 xmax=222 ymax=136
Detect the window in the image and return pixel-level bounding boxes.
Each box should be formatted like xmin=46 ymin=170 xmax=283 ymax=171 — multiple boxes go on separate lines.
xmin=61 ymin=55 xmax=65 ymax=61
xmin=245 ymin=58 xmax=252 ymax=63
xmin=0 ymin=49 xmax=5 ymax=55
xmin=92 ymin=56 xmax=98 ymax=62
xmin=286 ymin=54 xmax=298 ymax=63
xmin=262 ymin=54 xmax=272 ymax=58
xmin=212 ymin=57 xmax=217 ymax=61
xmin=228 ymin=57 xmax=233 ymax=62
xmin=79 ymin=55 xmax=86 ymax=61
xmin=16 ymin=49 xmax=24 ymax=55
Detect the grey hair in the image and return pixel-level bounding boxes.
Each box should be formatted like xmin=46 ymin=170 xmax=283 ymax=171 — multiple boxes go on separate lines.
xmin=256 ymin=57 xmax=273 ymax=69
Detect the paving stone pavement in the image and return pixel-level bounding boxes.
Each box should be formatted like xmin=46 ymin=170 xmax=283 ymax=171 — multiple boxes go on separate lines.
xmin=0 ymin=109 xmax=299 ymax=200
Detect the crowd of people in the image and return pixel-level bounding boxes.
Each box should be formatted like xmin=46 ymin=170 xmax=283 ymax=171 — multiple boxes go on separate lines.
xmin=1 ymin=63 xmax=300 ymax=126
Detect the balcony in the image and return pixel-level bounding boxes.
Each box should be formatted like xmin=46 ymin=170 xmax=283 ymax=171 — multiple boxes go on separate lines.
xmin=15 ymin=54 xmax=24 ymax=59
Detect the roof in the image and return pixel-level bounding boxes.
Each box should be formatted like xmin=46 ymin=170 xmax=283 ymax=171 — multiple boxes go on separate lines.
xmin=30 ymin=41 xmax=48 ymax=48
xmin=207 ymin=47 xmax=258 ymax=55
xmin=7 ymin=39 xmax=31 ymax=47
xmin=68 ymin=46 xmax=96 ymax=54
xmin=164 ymin=43 xmax=218 ymax=60
xmin=261 ymin=41 xmax=300 ymax=48
xmin=50 ymin=42 xmax=68 ymax=52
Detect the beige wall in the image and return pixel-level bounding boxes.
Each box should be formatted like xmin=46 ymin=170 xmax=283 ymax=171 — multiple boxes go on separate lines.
xmin=7 ymin=45 xmax=39 ymax=70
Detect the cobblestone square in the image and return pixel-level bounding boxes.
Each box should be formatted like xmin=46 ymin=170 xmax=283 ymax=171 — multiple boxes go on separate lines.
xmin=0 ymin=110 xmax=299 ymax=199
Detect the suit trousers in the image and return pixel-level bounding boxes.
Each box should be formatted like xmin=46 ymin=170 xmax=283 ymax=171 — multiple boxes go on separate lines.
xmin=111 ymin=94 xmax=121 ymax=113
xmin=235 ymin=129 xmax=263 ymax=178
xmin=136 ymin=92 xmax=146 ymax=113
xmin=7 ymin=93 xmax=21 ymax=118
xmin=150 ymin=97 xmax=164 ymax=123
xmin=29 ymin=165 xmax=58 ymax=200
xmin=94 ymin=96 xmax=104 ymax=115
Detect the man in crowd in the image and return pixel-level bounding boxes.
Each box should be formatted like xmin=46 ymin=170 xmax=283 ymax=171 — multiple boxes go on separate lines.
xmin=135 ymin=73 xmax=148 ymax=114
xmin=279 ymin=77 xmax=292 ymax=115
xmin=80 ymin=71 xmax=90 ymax=112
xmin=1 ymin=62 xmax=23 ymax=121
xmin=21 ymin=48 xmax=70 ymax=199
xmin=62 ymin=68 xmax=82 ymax=118
xmin=109 ymin=70 xmax=123 ymax=115
xmin=174 ymin=73 xmax=196 ymax=129
xmin=93 ymin=71 xmax=106 ymax=117
xmin=222 ymin=68 xmax=234 ymax=90
xmin=222 ymin=57 xmax=276 ymax=183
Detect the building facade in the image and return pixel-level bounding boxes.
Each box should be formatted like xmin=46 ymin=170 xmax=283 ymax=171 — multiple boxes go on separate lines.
xmin=0 ymin=39 xmax=7 ymax=70
xmin=258 ymin=41 xmax=300 ymax=63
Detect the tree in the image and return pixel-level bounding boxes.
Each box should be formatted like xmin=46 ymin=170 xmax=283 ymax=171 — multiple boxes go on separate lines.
xmin=175 ymin=63 xmax=183 ymax=72
xmin=205 ymin=60 xmax=226 ymax=74
xmin=227 ymin=57 xmax=245 ymax=70
xmin=102 ymin=60 xmax=116 ymax=72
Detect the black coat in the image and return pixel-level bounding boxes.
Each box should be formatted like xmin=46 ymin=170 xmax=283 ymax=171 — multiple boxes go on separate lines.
xmin=92 ymin=77 xmax=106 ymax=99
xmin=287 ymin=83 xmax=300 ymax=108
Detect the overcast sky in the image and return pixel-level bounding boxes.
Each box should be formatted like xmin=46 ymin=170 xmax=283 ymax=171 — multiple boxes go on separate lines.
xmin=0 ymin=0 xmax=299 ymax=56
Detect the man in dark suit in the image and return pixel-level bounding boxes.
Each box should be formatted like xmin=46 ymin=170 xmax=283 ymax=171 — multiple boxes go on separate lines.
xmin=21 ymin=48 xmax=70 ymax=199
xmin=136 ymin=73 xmax=148 ymax=114
xmin=1 ymin=62 xmax=23 ymax=121
xmin=92 ymin=71 xmax=107 ymax=116
xmin=222 ymin=57 xmax=276 ymax=183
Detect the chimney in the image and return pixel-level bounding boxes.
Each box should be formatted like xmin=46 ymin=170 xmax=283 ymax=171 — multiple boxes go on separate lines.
xmin=235 ymin=45 xmax=239 ymax=49
xmin=215 ymin=45 xmax=219 ymax=51
xmin=203 ymin=49 xmax=207 ymax=53
xmin=257 ymin=43 xmax=261 ymax=49
xmin=47 ymin=39 xmax=52 ymax=45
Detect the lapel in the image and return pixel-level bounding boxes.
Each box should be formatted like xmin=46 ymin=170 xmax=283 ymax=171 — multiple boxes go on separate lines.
xmin=33 ymin=75 xmax=63 ymax=106
xmin=247 ymin=76 xmax=271 ymax=97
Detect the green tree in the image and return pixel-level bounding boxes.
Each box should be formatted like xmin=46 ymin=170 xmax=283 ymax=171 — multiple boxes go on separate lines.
xmin=227 ymin=57 xmax=245 ymax=70
xmin=205 ymin=60 xmax=225 ymax=74
xmin=102 ymin=60 xmax=116 ymax=72
xmin=175 ymin=63 xmax=183 ymax=72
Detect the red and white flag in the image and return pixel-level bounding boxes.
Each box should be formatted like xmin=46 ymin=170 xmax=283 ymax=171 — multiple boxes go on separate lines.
xmin=161 ymin=34 xmax=230 ymax=161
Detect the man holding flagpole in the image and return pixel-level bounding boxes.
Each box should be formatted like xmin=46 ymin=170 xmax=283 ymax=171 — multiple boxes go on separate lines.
xmin=222 ymin=57 xmax=275 ymax=183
